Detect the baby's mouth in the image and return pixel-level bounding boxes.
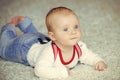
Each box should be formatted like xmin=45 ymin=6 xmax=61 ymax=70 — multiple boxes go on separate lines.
xmin=70 ymin=37 xmax=77 ymax=40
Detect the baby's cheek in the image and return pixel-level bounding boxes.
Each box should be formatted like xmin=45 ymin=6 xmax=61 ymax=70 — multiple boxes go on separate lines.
xmin=78 ymin=35 xmax=81 ymax=40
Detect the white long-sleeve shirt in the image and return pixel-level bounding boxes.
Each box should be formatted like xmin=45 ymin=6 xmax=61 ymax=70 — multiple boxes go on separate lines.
xmin=27 ymin=41 xmax=103 ymax=79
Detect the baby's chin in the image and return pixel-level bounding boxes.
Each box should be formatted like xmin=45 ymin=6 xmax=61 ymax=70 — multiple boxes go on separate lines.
xmin=69 ymin=42 xmax=79 ymax=46
xmin=73 ymin=39 xmax=80 ymax=44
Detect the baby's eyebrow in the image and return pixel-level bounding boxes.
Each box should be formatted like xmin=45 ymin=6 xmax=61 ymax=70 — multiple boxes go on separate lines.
xmin=63 ymin=24 xmax=69 ymax=27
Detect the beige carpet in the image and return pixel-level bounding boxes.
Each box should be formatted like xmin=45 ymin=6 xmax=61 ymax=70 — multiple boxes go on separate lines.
xmin=0 ymin=0 xmax=120 ymax=80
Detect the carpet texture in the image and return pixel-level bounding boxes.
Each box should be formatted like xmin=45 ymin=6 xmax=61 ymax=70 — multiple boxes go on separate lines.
xmin=0 ymin=0 xmax=120 ymax=80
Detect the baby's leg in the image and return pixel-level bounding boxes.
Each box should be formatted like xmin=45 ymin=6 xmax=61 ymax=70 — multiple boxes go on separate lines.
xmin=0 ymin=23 xmax=31 ymax=65
xmin=0 ymin=24 xmax=17 ymax=46
xmin=17 ymin=17 xmax=38 ymax=33
xmin=17 ymin=17 xmax=51 ymax=43
xmin=0 ymin=24 xmax=17 ymax=59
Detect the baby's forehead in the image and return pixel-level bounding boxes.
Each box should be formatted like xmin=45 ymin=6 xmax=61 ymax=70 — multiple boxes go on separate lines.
xmin=49 ymin=12 xmax=76 ymax=20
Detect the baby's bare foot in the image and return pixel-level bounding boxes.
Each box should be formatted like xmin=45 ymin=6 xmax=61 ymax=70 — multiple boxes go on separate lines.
xmin=10 ymin=16 xmax=24 ymax=26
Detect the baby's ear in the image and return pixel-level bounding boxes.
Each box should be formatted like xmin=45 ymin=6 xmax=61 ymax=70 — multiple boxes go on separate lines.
xmin=48 ymin=32 xmax=56 ymax=41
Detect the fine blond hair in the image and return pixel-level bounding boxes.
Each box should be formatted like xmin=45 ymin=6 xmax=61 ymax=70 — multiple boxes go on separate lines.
xmin=45 ymin=6 xmax=76 ymax=31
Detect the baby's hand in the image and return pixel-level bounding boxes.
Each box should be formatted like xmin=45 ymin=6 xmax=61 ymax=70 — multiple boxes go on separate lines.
xmin=95 ymin=61 xmax=107 ymax=71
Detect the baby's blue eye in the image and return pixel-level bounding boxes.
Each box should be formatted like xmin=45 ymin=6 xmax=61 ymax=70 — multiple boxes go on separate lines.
xmin=74 ymin=25 xmax=79 ymax=29
xmin=63 ymin=28 xmax=68 ymax=32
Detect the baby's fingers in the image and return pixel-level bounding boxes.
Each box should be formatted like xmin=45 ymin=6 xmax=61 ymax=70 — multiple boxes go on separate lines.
xmin=95 ymin=64 xmax=106 ymax=71
xmin=95 ymin=65 xmax=104 ymax=71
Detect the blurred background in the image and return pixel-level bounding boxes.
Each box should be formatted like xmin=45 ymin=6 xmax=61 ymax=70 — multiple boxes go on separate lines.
xmin=0 ymin=0 xmax=120 ymax=80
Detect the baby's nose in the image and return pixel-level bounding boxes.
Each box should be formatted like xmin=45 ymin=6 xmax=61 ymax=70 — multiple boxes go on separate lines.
xmin=71 ymin=29 xmax=76 ymax=34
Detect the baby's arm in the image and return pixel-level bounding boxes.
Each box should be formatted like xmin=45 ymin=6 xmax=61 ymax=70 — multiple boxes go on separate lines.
xmin=78 ymin=41 xmax=107 ymax=71
xmin=34 ymin=52 xmax=69 ymax=79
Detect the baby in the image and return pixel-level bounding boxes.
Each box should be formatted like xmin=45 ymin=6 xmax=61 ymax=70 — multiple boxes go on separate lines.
xmin=0 ymin=7 xmax=107 ymax=79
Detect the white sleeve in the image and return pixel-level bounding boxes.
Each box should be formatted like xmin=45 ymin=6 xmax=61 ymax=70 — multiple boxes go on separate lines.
xmin=34 ymin=49 xmax=69 ymax=79
xmin=79 ymin=41 xmax=104 ymax=66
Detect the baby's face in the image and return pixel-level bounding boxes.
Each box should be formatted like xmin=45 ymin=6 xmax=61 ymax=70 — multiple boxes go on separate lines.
xmin=50 ymin=14 xmax=81 ymax=47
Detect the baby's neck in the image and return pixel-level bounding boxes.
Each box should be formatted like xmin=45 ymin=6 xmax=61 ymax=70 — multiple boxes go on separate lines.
xmin=61 ymin=46 xmax=73 ymax=53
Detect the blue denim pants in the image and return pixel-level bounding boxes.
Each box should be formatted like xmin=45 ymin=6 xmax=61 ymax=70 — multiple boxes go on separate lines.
xmin=0 ymin=17 xmax=50 ymax=65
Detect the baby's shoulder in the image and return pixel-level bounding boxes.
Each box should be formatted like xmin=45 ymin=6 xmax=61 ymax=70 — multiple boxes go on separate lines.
xmin=40 ymin=41 xmax=54 ymax=55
